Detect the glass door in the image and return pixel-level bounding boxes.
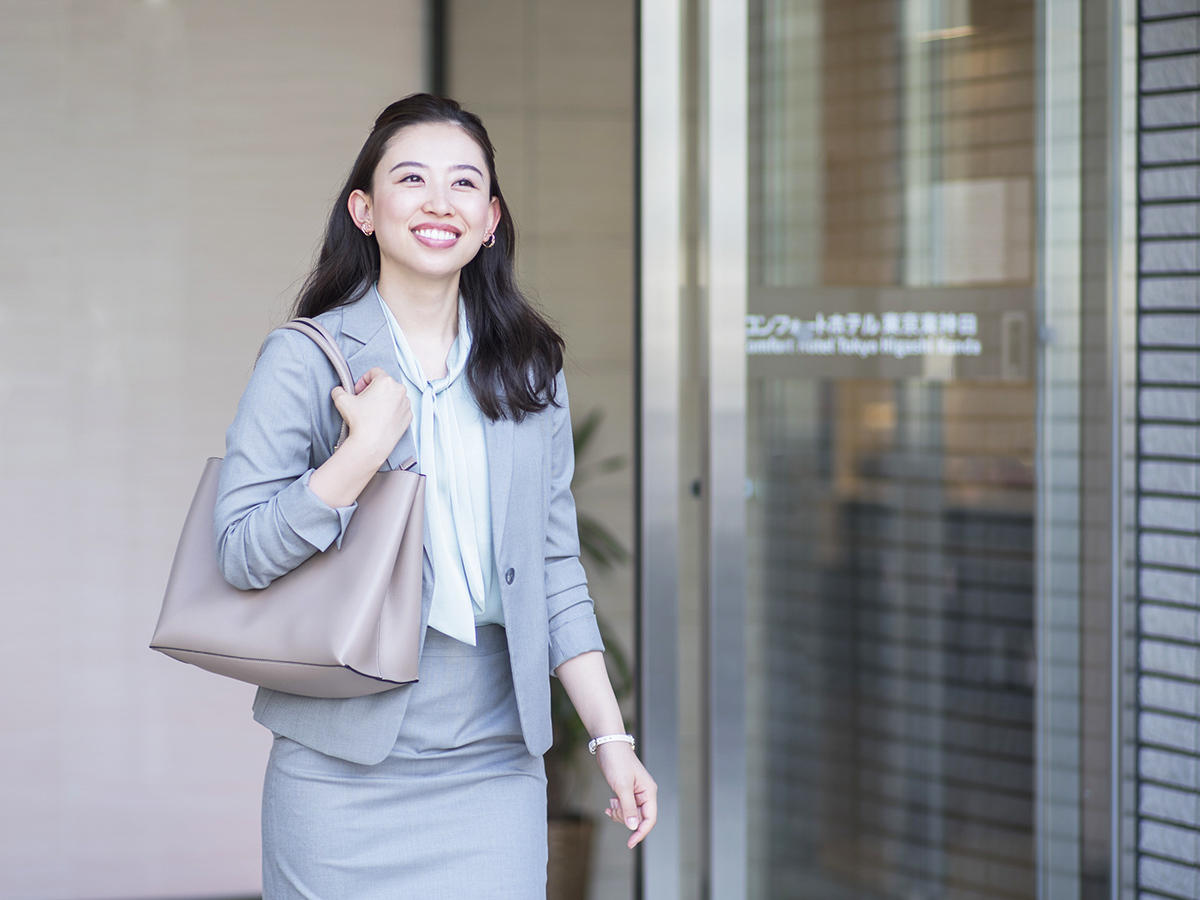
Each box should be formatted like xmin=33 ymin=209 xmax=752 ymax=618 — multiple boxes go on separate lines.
xmin=639 ymin=1 xmax=1088 ymax=897
xmin=744 ymin=2 xmax=1039 ymax=897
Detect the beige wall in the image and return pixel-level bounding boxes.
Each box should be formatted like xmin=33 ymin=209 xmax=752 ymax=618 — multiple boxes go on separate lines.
xmin=0 ymin=3 xmax=424 ymax=897
xmin=448 ymin=2 xmax=637 ymax=897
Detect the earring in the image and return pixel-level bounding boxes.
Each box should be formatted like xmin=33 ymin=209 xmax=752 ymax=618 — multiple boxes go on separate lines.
xmin=482 ymin=233 xmax=496 ymax=248
xmin=362 ymin=224 xmax=373 ymax=236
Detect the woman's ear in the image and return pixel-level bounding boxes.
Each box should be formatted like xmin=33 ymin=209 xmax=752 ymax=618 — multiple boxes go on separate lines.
xmin=348 ymin=189 xmax=373 ymax=234
xmin=487 ymin=196 xmax=502 ymax=237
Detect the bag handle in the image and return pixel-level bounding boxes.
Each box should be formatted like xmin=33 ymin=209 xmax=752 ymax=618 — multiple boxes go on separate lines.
xmin=278 ymin=318 xmax=355 ymax=449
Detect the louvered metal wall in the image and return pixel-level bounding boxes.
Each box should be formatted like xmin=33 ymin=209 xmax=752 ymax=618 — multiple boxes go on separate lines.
xmin=1138 ymin=3 xmax=1200 ymax=897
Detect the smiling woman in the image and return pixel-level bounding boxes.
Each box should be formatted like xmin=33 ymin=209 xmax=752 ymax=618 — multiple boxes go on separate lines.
xmin=294 ymin=95 xmax=567 ymax=423
xmin=212 ymin=94 xmax=656 ymax=898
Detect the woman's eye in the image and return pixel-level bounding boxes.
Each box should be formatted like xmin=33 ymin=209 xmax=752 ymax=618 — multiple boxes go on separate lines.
xmin=399 ymin=173 xmax=422 ymax=183
xmin=455 ymin=178 xmax=478 ymax=189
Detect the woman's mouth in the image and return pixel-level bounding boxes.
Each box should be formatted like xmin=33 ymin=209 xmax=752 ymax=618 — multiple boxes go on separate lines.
xmin=411 ymin=226 xmax=461 ymax=249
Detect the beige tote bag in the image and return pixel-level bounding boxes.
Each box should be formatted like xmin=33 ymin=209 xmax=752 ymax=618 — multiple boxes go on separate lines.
xmin=151 ymin=319 xmax=424 ymax=698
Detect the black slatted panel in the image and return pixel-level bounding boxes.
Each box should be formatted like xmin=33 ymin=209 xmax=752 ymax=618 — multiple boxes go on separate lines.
xmin=1138 ymin=2 xmax=1200 ymax=898
xmin=749 ymin=380 xmax=1036 ymax=898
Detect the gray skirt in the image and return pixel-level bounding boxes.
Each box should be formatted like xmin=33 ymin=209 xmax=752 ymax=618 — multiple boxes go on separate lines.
xmin=262 ymin=625 xmax=547 ymax=899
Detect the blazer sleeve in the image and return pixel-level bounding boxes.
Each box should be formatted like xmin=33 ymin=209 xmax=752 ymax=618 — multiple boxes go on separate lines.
xmin=213 ymin=328 xmax=357 ymax=591
xmin=544 ymin=370 xmax=607 ymax=672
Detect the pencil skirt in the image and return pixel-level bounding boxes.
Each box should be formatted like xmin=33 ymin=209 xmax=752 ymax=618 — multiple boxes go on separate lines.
xmin=261 ymin=625 xmax=548 ymax=899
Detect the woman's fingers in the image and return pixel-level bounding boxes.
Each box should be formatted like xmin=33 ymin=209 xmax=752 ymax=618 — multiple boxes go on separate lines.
xmin=595 ymin=745 xmax=660 ymax=848
xmin=358 ymin=366 xmax=388 ymax=388
xmin=627 ymin=820 xmax=651 ymax=848
xmin=628 ymin=786 xmax=658 ymax=849
xmin=615 ymin=783 xmax=639 ymax=832
xmin=360 ymin=372 xmax=411 ymax=419
xmin=330 ymin=370 xmax=410 ymax=442
xmin=604 ymin=789 xmax=654 ymax=848
xmin=330 ymin=385 xmax=351 ymax=415
xmin=609 ymin=769 xmax=659 ymax=849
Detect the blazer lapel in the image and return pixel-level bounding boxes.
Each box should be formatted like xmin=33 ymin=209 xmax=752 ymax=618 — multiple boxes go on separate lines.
xmin=337 ymin=292 xmax=431 ymax=591
xmin=339 ymin=294 xmax=418 ymax=471
xmin=485 ymin=414 xmax=514 ymax=558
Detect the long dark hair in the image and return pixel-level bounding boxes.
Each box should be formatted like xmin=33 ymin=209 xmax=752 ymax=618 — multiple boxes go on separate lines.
xmin=294 ymin=93 xmax=563 ymax=421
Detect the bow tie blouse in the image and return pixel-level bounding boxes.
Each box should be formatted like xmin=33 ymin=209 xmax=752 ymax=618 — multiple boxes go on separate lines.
xmin=375 ymin=285 xmax=503 ymax=645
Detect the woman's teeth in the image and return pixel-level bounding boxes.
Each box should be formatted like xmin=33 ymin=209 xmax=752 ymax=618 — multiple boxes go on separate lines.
xmin=414 ymin=228 xmax=458 ymax=241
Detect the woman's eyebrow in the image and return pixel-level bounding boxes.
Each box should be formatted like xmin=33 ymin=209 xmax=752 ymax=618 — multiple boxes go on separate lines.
xmin=387 ymin=161 xmax=484 ymax=178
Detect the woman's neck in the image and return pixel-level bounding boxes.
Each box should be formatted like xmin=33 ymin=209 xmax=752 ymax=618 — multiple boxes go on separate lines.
xmin=377 ymin=267 xmax=460 ymax=380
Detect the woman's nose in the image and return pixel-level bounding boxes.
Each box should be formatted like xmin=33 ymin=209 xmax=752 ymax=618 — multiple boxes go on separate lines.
xmin=423 ymin=184 xmax=454 ymax=215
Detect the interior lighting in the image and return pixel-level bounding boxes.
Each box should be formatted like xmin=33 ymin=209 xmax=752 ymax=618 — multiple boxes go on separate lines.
xmin=917 ymin=25 xmax=976 ymax=41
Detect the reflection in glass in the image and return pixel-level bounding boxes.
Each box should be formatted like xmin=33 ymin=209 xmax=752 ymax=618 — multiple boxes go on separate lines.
xmin=746 ymin=0 xmax=1038 ymax=896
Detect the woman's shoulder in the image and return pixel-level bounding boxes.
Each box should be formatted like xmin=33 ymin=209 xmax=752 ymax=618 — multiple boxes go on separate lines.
xmin=254 ymin=312 xmax=352 ymax=397
xmin=307 ymin=300 xmax=353 ymax=335
xmin=257 ymin=322 xmax=327 ymax=373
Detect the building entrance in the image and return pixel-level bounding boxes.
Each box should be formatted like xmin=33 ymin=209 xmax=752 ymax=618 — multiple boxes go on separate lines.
xmin=636 ymin=0 xmax=1108 ymax=896
xmin=745 ymin=2 xmax=1039 ymax=895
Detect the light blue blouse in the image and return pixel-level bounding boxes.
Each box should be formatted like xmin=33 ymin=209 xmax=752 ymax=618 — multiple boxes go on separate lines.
xmin=376 ymin=286 xmax=504 ymax=643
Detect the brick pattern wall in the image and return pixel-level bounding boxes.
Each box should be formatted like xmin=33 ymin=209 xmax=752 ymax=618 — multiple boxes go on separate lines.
xmin=1138 ymin=2 xmax=1200 ymax=896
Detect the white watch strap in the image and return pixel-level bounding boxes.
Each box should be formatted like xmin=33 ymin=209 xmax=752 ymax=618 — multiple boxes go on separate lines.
xmin=588 ymin=733 xmax=636 ymax=754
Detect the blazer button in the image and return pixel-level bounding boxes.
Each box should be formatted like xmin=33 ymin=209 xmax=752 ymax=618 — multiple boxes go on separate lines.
xmin=505 ymin=568 xmax=515 ymax=585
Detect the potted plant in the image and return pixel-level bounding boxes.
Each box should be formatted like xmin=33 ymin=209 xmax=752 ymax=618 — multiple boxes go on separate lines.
xmin=546 ymin=410 xmax=634 ymax=900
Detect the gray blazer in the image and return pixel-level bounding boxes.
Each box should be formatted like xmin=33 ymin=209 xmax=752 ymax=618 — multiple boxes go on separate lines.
xmin=213 ymin=291 xmax=604 ymax=765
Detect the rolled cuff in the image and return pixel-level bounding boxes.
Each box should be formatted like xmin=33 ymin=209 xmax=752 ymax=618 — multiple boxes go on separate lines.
xmin=549 ymin=608 xmax=605 ymax=673
xmin=275 ymin=468 xmax=358 ymax=551
xmin=545 ymin=556 xmax=588 ymax=598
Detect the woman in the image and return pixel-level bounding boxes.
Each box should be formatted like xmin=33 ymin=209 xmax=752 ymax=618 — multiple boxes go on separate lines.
xmin=214 ymin=94 xmax=656 ymax=898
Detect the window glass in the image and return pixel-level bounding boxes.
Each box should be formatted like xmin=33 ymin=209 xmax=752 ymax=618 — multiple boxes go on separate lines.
xmin=745 ymin=1 xmax=1039 ymax=895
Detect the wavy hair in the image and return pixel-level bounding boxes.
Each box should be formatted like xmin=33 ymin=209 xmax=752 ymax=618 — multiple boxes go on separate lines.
xmin=294 ymin=93 xmax=563 ymax=421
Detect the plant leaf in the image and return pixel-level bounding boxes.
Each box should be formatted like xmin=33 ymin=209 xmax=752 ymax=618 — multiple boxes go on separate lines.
xmin=577 ymin=514 xmax=630 ymax=570
xmin=572 ymin=408 xmax=603 ymax=460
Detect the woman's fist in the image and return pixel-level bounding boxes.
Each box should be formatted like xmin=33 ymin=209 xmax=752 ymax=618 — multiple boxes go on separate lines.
xmin=330 ymin=367 xmax=413 ymax=464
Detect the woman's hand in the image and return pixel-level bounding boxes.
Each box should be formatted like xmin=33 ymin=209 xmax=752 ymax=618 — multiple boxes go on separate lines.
xmin=308 ymin=367 xmax=412 ymax=509
xmin=331 ymin=367 xmax=413 ymax=463
xmin=554 ymin=651 xmax=656 ymax=848
xmin=596 ymin=742 xmax=658 ymax=849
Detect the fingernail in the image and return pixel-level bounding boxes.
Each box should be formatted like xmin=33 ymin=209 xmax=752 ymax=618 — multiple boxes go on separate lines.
xmin=626 ymin=816 xmax=638 ymax=830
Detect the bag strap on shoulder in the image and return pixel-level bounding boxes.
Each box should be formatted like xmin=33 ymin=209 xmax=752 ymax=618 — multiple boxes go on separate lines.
xmin=277 ymin=317 xmax=355 ymax=450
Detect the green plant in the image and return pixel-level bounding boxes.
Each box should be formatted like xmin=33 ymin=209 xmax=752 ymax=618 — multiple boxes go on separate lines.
xmin=546 ymin=409 xmax=634 ymax=818
xmin=572 ymin=410 xmax=631 ymax=572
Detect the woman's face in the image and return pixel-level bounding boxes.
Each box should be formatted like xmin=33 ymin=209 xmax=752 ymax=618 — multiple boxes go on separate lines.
xmin=351 ymin=122 xmax=501 ymax=285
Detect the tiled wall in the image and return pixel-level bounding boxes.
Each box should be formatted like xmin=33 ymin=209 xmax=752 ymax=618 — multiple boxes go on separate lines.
xmin=0 ymin=3 xmax=424 ymax=897
xmin=1137 ymin=1 xmax=1200 ymax=895
xmin=447 ymin=2 xmax=637 ymax=897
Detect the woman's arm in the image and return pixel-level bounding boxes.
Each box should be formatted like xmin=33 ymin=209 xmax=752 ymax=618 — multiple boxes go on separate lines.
xmin=543 ymin=372 xmax=608 ymax=665
xmin=541 ymin=370 xmax=657 ymax=846
xmin=215 ymin=330 xmax=410 ymax=589
xmin=555 ymin=651 xmax=658 ymax=849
